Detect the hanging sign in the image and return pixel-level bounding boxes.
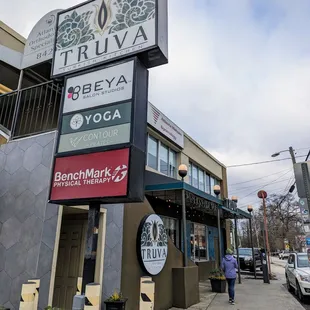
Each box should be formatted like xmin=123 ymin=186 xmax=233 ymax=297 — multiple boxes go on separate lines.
xmin=22 ymin=9 xmax=62 ymax=69
xmin=137 ymin=214 xmax=168 ymax=276
xmin=52 ymin=0 xmax=168 ymax=77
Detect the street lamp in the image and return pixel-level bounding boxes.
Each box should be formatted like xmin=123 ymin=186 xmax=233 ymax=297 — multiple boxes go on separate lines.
xmin=258 ymin=190 xmax=270 ymax=284
xmin=271 ymin=147 xmax=296 ymax=164
xmin=247 ymin=205 xmax=256 ymax=279
xmin=231 ymin=196 xmax=241 ymax=284
xmin=178 ymin=164 xmax=188 ymax=267
xmin=213 ymin=185 xmax=222 ymax=267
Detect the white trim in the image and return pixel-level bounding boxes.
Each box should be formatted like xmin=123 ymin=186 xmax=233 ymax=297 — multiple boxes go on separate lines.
xmin=0 ymin=44 xmax=23 ymax=69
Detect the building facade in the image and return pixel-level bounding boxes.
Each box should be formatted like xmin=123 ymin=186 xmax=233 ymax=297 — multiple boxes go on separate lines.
xmin=0 ymin=19 xmax=248 ymax=310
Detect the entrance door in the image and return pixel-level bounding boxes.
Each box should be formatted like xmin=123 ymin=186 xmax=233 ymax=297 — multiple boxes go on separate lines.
xmin=214 ymin=237 xmax=219 ymax=267
xmin=53 ymin=220 xmax=86 ymax=310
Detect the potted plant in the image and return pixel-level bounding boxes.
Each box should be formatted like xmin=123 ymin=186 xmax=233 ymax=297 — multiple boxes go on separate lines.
xmin=209 ymin=268 xmax=226 ymax=293
xmin=104 ymin=290 xmax=128 ymax=310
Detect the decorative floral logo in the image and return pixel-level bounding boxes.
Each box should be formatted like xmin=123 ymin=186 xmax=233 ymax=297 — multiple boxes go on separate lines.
xmin=56 ymin=0 xmax=156 ymax=50
xmin=108 ymin=0 xmax=155 ymax=34
xmin=141 ymin=219 xmax=168 ymax=247
xmin=56 ymin=11 xmax=96 ymax=50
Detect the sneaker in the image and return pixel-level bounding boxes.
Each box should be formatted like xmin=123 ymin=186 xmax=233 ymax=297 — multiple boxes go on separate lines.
xmin=231 ymin=300 xmax=235 ymax=305
xmin=229 ymin=299 xmax=232 ymax=303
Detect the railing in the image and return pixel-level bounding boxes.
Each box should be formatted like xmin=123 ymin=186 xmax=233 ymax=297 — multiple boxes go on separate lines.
xmin=0 ymin=91 xmax=18 ymax=133
xmin=0 ymin=81 xmax=62 ymax=139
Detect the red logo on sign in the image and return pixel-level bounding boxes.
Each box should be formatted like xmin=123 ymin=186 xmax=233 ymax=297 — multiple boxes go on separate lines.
xmin=152 ymin=106 xmax=160 ymax=124
xmin=50 ymin=149 xmax=129 ymax=201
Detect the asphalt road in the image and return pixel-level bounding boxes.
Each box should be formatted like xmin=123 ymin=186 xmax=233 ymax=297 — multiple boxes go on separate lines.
xmin=272 ymin=256 xmax=310 ymax=310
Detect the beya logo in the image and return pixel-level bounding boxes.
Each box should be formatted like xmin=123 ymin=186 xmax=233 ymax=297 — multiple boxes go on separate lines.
xmin=67 ymin=74 xmax=128 ymax=101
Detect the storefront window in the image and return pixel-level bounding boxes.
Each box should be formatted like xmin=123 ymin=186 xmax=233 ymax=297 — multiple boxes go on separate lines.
xmin=192 ymin=165 xmax=198 ymax=188
xmin=147 ymin=136 xmax=158 ymax=170
xmin=210 ymin=177 xmax=215 ymax=196
xmin=190 ymin=223 xmax=208 ymax=261
xmin=160 ymin=144 xmax=169 ymax=175
xmin=205 ymin=174 xmax=211 ymax=194
xmin=198 ymin=169 xmax=205 ymax=191
xmin=161 ymin=216 xmax=179 ymax=247
xmin=188 ymin=163 xmax=192 ymax=185
xmin=169 ymin=149 xmax=177 ymax=178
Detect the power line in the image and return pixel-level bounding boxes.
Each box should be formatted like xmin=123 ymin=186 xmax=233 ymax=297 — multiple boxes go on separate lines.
xmin=227 ymin=155 xmax=307 ymax=168
xmin=229 ymin=169 xmax=291 ymax=186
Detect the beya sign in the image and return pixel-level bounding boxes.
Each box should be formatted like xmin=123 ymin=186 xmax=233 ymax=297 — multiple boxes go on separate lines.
xmin=63 ymin=60 xmax=134 ymax=113
xmin=52 ymin=0 xmax=168 ymax=77
xmin=61 ymin=101 xmax=131 ymax=134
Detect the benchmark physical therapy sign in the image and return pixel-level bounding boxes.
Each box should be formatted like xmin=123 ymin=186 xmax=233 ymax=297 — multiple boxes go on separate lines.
xmin=137 ymin=214 xmax=168 ymax=276
xmin=49 ymin=57 xmax=149 ymax=204
xmin=52 ymin=0 xmax=168 ymax=77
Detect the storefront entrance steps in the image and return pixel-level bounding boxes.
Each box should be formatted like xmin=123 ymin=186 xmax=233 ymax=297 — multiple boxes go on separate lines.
xmin=170 ymin=280 xmax=216 ymax=310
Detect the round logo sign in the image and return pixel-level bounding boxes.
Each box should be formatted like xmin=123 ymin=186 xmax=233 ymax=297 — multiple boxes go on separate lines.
xmin=70 ymin=114 xmax=84 ymax=130
xmin=137 ymin=214 xmax=168 ymax=276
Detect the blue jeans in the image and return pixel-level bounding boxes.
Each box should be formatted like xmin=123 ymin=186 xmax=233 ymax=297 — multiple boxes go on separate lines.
xmin=227 ymin=278 xmax=236 ymax=300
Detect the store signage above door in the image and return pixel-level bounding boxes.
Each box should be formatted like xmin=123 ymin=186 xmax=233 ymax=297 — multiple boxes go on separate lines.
xmin=147 ymin=102 xmax=184 ymax=148
xmin=51 ymin=0 xmax=168 ymax=78
xmin=22 ymin=9 xmax=62 ymax=69
xmin=62 ymin=60 xmax=134 ymax=114
xmin=137 ymin=214 xmax=168 ymax=276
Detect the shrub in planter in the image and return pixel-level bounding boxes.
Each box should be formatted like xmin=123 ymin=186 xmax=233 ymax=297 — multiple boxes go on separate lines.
xmin=104 ymin=291 xmax=128 ymax=310
xmin=209 ymin=269 xmax=226 ymax=293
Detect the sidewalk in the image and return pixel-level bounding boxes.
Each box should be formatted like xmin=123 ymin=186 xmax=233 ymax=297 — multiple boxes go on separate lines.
xmin=170 ymin=273 xmax=304 ymax=310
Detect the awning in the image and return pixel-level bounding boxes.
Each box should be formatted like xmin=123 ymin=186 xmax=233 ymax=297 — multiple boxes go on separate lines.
xmin=144 ymin=170 xmax=250 ymax=219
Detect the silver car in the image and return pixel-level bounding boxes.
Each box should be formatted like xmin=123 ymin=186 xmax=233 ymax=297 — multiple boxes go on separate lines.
xmin=285 ymin=253 xmax=310 ymax=301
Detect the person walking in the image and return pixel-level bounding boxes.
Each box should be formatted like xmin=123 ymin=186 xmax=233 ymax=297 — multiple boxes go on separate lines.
xmin=221 ymin=248 xmax=238 ymax=305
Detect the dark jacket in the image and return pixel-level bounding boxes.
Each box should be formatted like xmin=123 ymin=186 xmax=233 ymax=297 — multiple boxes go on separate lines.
xmin=221 ymin=254 xmax=238 ymax=279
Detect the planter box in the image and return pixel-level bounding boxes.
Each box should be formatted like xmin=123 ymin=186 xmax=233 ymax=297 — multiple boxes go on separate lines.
xmin=104 ymin=298 xmax=128 ymax=310
xmin=210 ymin=279 xmax=226 ymax=293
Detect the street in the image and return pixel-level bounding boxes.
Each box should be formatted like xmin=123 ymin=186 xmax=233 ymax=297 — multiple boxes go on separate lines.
xmin=272 ymin=257 xmax=310 ymax=310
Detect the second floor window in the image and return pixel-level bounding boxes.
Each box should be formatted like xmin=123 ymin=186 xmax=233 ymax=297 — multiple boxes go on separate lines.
xmin=147 ymin=135 xmax=177 ymax=178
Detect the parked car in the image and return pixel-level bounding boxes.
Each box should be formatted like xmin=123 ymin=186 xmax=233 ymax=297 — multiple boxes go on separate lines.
xmin=234 ymin=248 xmax=262 ymax=271
xmin=279 ymin=250 xmax=290 ymax=260
xmin=285 ymin=252 xmax=310 ymax=301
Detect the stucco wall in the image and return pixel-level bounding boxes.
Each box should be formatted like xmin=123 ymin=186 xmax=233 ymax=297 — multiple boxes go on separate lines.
xmin=121 ymin=198 xmax=197 ymax=310
xmin=0 ymin=21 xmax=25 ymax=53
xmin=0 ymin=132 xmax=59 ymax=309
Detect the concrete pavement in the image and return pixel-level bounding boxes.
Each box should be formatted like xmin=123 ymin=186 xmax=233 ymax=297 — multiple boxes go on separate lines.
xmin=170 ymin=264 xmax=304 ymax=310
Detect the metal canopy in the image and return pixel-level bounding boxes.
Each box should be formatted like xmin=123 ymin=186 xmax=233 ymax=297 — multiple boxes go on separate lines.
xmin=144 ymin=171 xmax=250 ymax=219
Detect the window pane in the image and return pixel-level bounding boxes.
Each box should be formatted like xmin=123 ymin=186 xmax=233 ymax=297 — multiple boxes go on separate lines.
xmin=161 ymin=216 xmax=179 ymax=248
xmin=169 ymin=149 xmax=176 ymax=178
xmin=147 ymin=136 xmax=158 ymax=170
xmin=160 ymin=144 xmax=169 ymax=175
xmin=192 ymin=165 xmax=198 ymax=188
xmin=210 ymin=177 xmax=215 ymax=196
xmin=205 ymin=174 xmax=211 ymax=194
xmin=188 ymin=163 xmax=192 ymax=185
xmin=198 ymin=169 xmax=205 ymax=191
xmin=194 ymin=223 xmax=207 ymax=260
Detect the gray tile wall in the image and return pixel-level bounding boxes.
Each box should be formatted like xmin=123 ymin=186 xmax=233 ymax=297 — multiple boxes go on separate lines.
xmin=0 ymin=132 xmax=124 ymax=309
xmin=0 ymin=132 xmax=59 ymax=310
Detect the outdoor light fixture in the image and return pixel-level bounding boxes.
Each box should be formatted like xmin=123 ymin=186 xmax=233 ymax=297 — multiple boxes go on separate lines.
xmin=213 ymin=185 xmax=221 ymax=197
xmin=231 ymin=196 xmax=238 ymax=203
xmin=247 ymin=205 xmax=253 ymax=213
xmin=178 ymin=164 xmax=188 ymax=179
xmin=271 ymin=152 xmax=281 ymax=158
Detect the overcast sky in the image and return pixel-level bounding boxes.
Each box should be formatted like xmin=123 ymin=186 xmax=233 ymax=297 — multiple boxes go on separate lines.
xmin=1 ymin=0 xmax=310 ymax=209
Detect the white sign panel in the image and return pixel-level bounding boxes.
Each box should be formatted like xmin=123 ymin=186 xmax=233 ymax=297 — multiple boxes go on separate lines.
xmin=138 ymin=214 xmax=168 ymax=276
xmin=63 ymin=60 xmax=134 ymax=114
xmin=147 ymin=103 xmax=184 ymax=148
xmin=52 ymin=0 xmax=156 ymax=77
xmin=22 ymin=10 xmax=62 ymax=69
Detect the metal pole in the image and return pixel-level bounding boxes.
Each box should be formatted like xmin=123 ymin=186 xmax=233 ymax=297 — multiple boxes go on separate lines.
xmin=17 ymin=69 xmax=24 ymax=90
xmin=217 ymin=206 xmax=222 ymax=267
xmin=261 ymin=221 xmax=270 ymax=283
xmin=263 ymin=197 xmax=272 ymax=275
xmin=234 ymin=216 xmax=241 ymax=284
xmin=249 ymin=215 xmax=256 ymax=279
xmin=181 ymin=187 xmax=188 ymax=267
xmin=289 ymin=146 xmax=296 ymax=164
xmin=82 ymin=203 xmax=101 ymax=293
